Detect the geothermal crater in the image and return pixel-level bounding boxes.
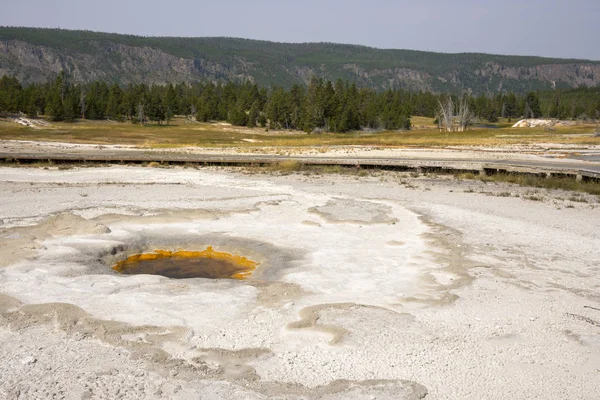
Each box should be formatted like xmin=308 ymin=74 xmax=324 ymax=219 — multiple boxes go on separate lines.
xmin=112 ymin=247 xmax=259 ymax=280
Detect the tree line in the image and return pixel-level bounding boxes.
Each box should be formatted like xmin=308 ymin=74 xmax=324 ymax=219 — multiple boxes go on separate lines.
xmin=0 ymin=73 xmax=599 ymax=132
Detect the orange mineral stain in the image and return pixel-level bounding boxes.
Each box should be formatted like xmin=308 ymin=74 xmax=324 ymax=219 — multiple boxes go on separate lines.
xmin=112 ymin=246 xmax=258 ymax=280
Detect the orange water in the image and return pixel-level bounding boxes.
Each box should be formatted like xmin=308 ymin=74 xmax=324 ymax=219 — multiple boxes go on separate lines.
xmin=112 ymin=247 xmax=258 ymax=280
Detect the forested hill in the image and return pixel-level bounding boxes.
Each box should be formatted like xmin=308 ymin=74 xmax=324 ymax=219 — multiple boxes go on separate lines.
xmin=1 ymin=26 xmax=600 ymax=94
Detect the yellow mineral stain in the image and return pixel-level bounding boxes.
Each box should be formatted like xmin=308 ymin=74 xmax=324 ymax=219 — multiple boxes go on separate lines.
xmin=112 ymin=246 xmax=258 ymax=280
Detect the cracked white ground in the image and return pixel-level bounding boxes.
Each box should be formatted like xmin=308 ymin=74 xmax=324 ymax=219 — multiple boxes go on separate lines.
xmin=0 ymin=166 xmax=599 ymax=399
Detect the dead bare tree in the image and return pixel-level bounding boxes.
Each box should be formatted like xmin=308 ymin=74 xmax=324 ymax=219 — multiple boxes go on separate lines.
xmin=437 ymin=97 xmax=454 ymax=132
xmin=435 ymin=111 xmax=442 ymax=131
xmin=437 ymin=95 xmax=472 ymax=132
xmin=136 ymin=103 xmax=146 ymax=125
xmin=456 ymin=96 xmax=472 ymax=132
xmin=79 ymin=90 xmax=86 ymax=120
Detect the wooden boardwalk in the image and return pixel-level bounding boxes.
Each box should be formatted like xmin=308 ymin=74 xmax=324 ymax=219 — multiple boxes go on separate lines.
xmin=1 ymin=151 xmax=600 ymax=181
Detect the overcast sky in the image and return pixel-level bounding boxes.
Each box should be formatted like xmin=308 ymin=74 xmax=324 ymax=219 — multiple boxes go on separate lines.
xmin=2 ymin=0 xmax=599 ymax=60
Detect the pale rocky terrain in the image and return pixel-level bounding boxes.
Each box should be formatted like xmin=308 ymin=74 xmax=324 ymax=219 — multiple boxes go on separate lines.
xmin=0 ymin=165 xmax=599 ymax=399
xmin=511 ymin=119 xmax=577 ymax=128
xmin=2 ymin=138 xmax=600 ymax=161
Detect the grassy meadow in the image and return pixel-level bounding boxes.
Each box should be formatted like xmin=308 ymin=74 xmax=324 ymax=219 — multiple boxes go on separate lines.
xmin=0 ymin=116 xmax=598 ymax=148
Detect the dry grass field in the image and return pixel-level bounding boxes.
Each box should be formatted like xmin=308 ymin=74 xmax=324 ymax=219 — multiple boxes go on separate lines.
xmin=1 ymin=116 xmax=598 ymax=148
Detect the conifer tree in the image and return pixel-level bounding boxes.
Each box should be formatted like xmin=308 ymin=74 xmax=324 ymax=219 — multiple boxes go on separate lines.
xmin=63 ymin=89 xmax=78 ymax=122
xmin=247 ymin=100 xmax=260 ymax=128
xmin=105 ymin=84 xmax=123 ymax=120
xmin=525 ymin=92 xmax=542 ymax=118
xmin=46 ymin=90 xmax=64 ymax=121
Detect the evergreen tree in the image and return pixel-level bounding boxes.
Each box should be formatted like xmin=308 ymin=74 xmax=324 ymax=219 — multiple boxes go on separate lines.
xmin=46 ymin=90 xmax=64 ymax=121
xmin=63 ymin=88 xmax=78 ymax=122
xmin=26 ymin=95 xmax=38 ymax=118
xmin=257 ymin=112 xmax=267 ymax=128
xmin=0 ymin=76 xmax=23 ymax=113
xmin=147 ymin=87 xmax=165 ymax=124
xmin=0 ymin=90 xmax=6 ymax=115
xmin=164 ymin=84 xmax=178 ymax=115
xmin=486 ymin=107 xmax=499 ymax=123
xmin=247 ymin=100 xmax=260 ymax=128
xmin=302 ymin=76 xmax=324 ymax=132
xmin=120 ymin=85 xmax=135 ymax=120
xmin=86 ymin=81 xmax=109 ymax=120
xmin=165 ymin=106 xmax=174 ymax=125
xmin=525 ymin=92 xmax=542 ymax=118
xmin=229 ymin=103 xmax=248 ymax=126
xmin=504 ymin=92 xmax=518 ymax=119
xmin=105 ymin=84 xmax=123 ymax=120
